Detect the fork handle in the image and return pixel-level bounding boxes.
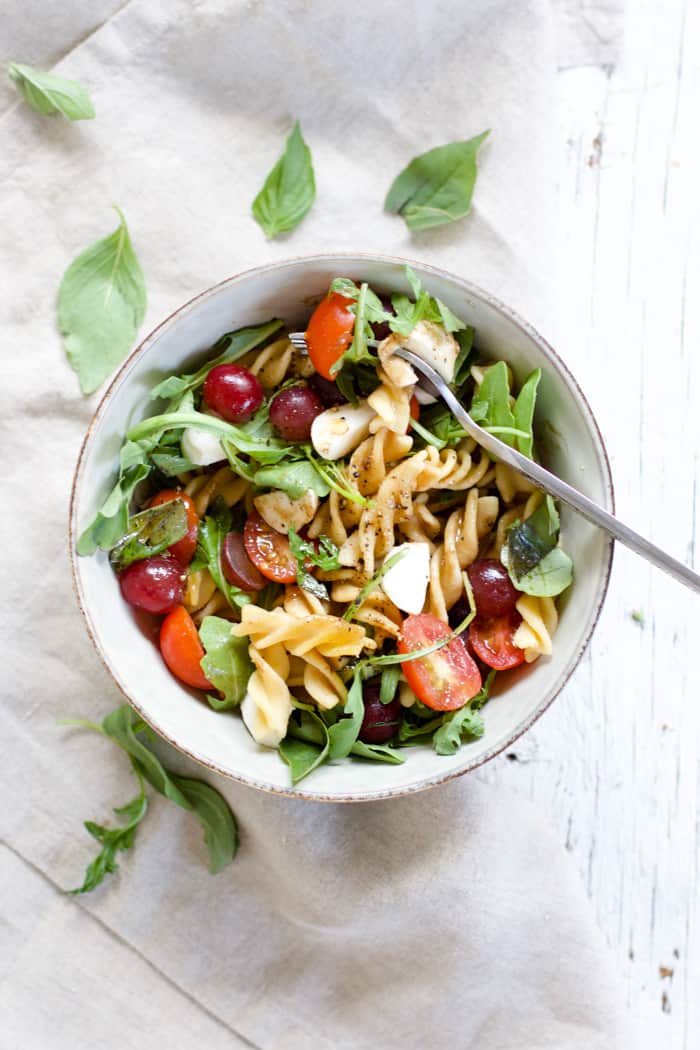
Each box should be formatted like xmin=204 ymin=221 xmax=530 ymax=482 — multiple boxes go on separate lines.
xmin=437 ymin=383 xmax=700 ymax=595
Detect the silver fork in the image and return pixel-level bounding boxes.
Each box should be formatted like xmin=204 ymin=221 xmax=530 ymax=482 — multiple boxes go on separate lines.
xmin=290 ymin=330 xmax=700 ymax=593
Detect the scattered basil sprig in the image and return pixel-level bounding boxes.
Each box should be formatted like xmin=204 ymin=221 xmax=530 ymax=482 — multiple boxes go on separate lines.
xmin=8 ymin=62 xmax=95 ymax=120
xmin=385 ymin=131 xmax=490 ymax=231
xmin=108 ymin=499 xmax=188 ymax=571
xmin=252 ymin=121 xmax=315 ymax=238
xmin=59 ymin=207 xmax=146 ymax=394
xmin=63 ymin=704 xmax=238 ymax=892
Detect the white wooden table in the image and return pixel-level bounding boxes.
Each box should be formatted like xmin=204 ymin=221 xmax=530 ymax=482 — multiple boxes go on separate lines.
xmin=478 ymin=3 xmax=700 ymax=1044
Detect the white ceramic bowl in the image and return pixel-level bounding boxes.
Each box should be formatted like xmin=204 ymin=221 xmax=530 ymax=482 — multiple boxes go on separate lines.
xmin=70 ymin=254 xmax=614 ymax=801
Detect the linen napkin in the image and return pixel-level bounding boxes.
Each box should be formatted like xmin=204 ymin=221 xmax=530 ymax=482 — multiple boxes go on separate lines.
xmin=1 ymin=1 xmax=631 ymax=1047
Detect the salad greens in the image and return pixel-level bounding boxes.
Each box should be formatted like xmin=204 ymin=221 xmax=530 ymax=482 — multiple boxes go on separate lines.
xmin=108 ymin=499 xmax=188 ymax=571
xmin=199 ymin=615 xmax=253 ymax=710
xmin=64 ymin=705 xmax=238 ymax=892
xmin=8 ymin=62 xmax=95 ymax=120
xmin=288 ymin=526 xmax=341 ymax=600
xmin=59 ymin=207 xmax=146 ymax=395
xmin=252 ymin=121 xmax=315 ymax=238
xmin=385 ymin=132 xmax=490 ymax=231
xmin=196 ymin=498 xmax=252 ymax=609
xmin=503 ymin=496 xmax=573 ymax=597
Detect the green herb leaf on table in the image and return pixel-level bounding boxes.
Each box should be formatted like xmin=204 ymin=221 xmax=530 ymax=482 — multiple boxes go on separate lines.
xmin=65 ymin=704 xmax=238 ymax=891
xmin=385 ymin=131 xmax=490 ymax=231
xmin=69 ymin=782 xmax=147 ymax=895
xmin=8 ymin=62 xmax=95 ymax=120
xmin=150 ymin=321 xmax=283 ymax=404
xmin=252 ymin=121 xmax=315 ymax=238
xmin=58 ymin=207 xmax=146 ymax=395
xmin=198 ymin=616 xmax=253 ymax=711
xmin=108 ymin=499 xmax=188 ymax=570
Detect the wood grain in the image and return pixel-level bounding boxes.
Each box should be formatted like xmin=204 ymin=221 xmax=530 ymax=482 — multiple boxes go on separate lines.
xmin=479 ymin=2 xmax=700 ymax=1044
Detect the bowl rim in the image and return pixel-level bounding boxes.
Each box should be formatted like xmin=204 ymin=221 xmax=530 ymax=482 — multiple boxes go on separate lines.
xmin=69 ymin=251 xmax=615 ymax=802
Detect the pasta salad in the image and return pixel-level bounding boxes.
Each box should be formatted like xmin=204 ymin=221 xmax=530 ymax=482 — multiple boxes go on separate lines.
xmin=79 ymin=268 xmax=573 ymax=783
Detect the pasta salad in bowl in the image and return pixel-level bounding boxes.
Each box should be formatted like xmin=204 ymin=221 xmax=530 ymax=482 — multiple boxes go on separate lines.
xmin=71 ymin=255 xmax=613 ymax=800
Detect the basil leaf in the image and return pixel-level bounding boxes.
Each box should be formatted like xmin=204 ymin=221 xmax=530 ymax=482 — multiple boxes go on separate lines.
xmin=513 ymin=546 xmax=573 ymax=598
xmin=198 ymin=616 xmax=253 ymax=710
xmin=512 ymin=368 xmax=541 ymax=458
xmin=252 ymin=121 xmax=315 ymax=238
xmin=150 ymin=321 xmax=283 ymax=403
xmin=385 ymin=131 xmax=490 ymax=231
xmin=280 ymin=707 xmax=330 ymax=783
xmin=68 ymin=785 xmax=147 ymax=895
xmin=350 ymin=740 xmax=404 ymax=764
xmin=168 ymin=774 xmax=239 ymax=874
xmin=58 ymin=207 xmax=146 ymax=395
xmin=253 ymin=461 xmax=330 ymax=499
xmin=504 ymin=499 xmax=573 ymax=597
xmin=8 ymin=62 xmax=95 ymax=120
xmin=327 ymin=668 xmax=365 ymax=759
xmin=433 ymin=706 xmax=485 ymax=755
xmin=197 ymin=499 xmax=252 ymax=609
xmin=109 ymin=499 xmax=188 ymax=570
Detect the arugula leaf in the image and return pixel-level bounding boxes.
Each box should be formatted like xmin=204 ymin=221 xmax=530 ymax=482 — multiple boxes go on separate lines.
xmin=198 ymin=616 xmax=253 ymax=710
xmin=330 ymin=282 xmax=379 ymax=376
xmin=379 ymin=666 xmax=400 ymax=705
xmin=433 ymin=707 xmax=485 ymax=755
xmin=328 ymin=278 xmax=391 ymax=325
xmin=454 ymin=327 xmax=475 ymax=387
xmin=389 ymin=267 xmax=466 ymax=337
xmin=306 ymin=453 xmax=372 ymax=507
xmin=512 ymin=369 xmax=541 ymax=458
xmin=149 ymin=321 xmax=283 ymax=403
xmin=129 ymin=405 xmax=293 ymax=466
xmin=385 ymin=131 xmax=490 ymax=231
xmin=77 ymin=460 xmax=150 ymax=555
xmin=252 ymin=121 xmax=315 ymax=238
xmin=108 ymin=499 xmax=188 ymax=570
xmin=253 ymin=460 xmax=330 ymax=499
xmin=470 ymin=361 xmax=515 ymax=436
xmin=196 ymin=499 xmax=252 ymax=609
xmin=65 ymin=707 xmax=238 ymax=889
xmin=503 ymin=498 xmax=573 ymax=597
xmin=8 ymin=62 xmax=95 ymax=120
xmin=69 ymin=782 xmax=147 ymax=895
xmin=410 ymin=403 xmax=467 ymax=451
xmin=343 ymin=548 xmax=407 ymax=622
xmin=350 ymin=740 xmax=404 ymax=764
xmin=280 ymin=705 xmax=330 ymax=783
xmin=58 ymin=207 xmax=146 ymax=395
xmin=327 ymin=667 xmax=365 ymax=759
xmin=334 ymin=360 xmax=382 ymax=405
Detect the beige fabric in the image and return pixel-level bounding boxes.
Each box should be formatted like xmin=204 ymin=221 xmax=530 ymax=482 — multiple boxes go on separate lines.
xmin=0 ymin=1 xmax=630 ymax=1047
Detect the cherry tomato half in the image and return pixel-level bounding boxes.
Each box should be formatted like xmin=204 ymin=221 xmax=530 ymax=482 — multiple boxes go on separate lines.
xmin=243 ymin=511 xmax=297 ymax=583
xmin=409 ymin=394 xmax=420 ymax=421
xmin=159 ymin=606 xmax=213 ymax=691
xmin=398 ymin=613 xmax=482 ymax=711
xmin=468 ymin=610 xmax=525 ymax=670
xmin=149 ymin=490 xmax=199 ymax=566
xmin=305 ymin=292 xmax=355 ymax=380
